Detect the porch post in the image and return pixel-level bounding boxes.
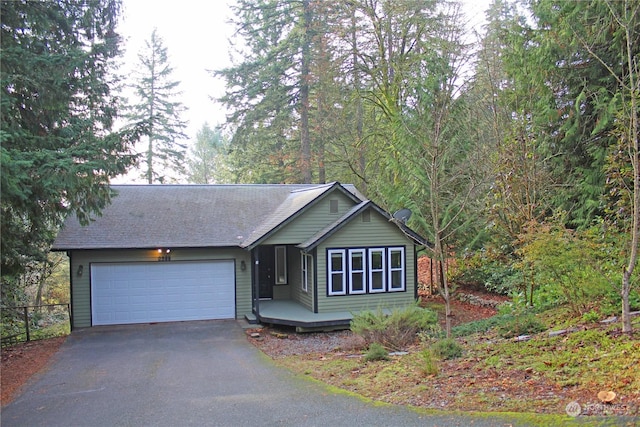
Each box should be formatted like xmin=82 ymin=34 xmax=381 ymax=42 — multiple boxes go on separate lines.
xmin=252 ymin=249 xmax=260 ymax=317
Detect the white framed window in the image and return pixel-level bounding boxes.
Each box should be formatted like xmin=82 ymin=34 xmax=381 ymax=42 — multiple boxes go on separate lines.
xmin=328 ymin=249 xmax=346 ymax=295
xmin=388 ymin=247 xmax=405 ymax=291
xmin=275 ymin=246 xmax=287 ymax=284
xmin=368 ymin=248 xmax=386 ymax=293
xmin=301 ymin=253 xmax=312 ymax=292
xmin=348 ymin=249 xmax=366 ymax=294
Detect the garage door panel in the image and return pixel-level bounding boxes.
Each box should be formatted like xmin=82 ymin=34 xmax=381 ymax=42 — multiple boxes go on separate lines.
xmin=91 ymin=261 xmax=235 ymax=326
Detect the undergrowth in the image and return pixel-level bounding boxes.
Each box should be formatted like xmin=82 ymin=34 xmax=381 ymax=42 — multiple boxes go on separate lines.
xmin=430 ymin=338 xmax=463 ymax=360
xmin=452 ymin=310 xmax=546 ymax=338
xmin=351 ymin=304 xmax=439 ymax=350
xmin=272 ymin=305 xmax=640 ymax=417
xmin=477 ymin=324 xmax=640 ymax=391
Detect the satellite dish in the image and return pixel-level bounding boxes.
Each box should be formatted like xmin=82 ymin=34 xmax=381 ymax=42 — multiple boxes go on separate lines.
xmin=392 ymin=208 xmax=412 ymax=224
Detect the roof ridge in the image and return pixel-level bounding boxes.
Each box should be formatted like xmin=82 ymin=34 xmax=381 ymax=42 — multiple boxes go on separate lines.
xmin=289 ymin=182 xmax=337 ymax=193
xmin=110 ymin=183 xmax=321 ymax=189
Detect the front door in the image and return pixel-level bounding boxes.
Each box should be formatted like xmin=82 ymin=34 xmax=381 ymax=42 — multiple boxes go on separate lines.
xmin=258 ymin=246 xmax=274 ymax=299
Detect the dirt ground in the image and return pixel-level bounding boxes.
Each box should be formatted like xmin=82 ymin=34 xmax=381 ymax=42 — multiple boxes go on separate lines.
xmin=246 ymin=294 xmax=638 ymax=418
xmin=1 ymin=336 xmax=67 ymax=405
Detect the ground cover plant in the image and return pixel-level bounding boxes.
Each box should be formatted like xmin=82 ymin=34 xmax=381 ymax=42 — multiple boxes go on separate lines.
xmin=250 ymin=294 xmax=640 ymax=420
xmin=350 ymin=304 xmax=439 ymax=351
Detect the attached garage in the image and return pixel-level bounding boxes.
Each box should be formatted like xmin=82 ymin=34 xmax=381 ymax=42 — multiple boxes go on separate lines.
xmin=53 ymin=184 xmax=425 ymax=330
xmin=90 ymin=260 xmax=235 ymax=326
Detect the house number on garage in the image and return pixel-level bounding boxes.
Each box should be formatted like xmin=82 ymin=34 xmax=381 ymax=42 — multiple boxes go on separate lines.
xmin=157 ymin=248 xmax=172 ymax=262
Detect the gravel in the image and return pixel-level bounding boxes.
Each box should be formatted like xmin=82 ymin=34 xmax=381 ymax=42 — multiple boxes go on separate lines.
xmin=246 ymin=327 xmax=366 ymax=358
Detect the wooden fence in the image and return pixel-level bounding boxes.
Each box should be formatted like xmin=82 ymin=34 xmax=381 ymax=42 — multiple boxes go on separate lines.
xmin=1 ymin=303 xmax=71 ymax=347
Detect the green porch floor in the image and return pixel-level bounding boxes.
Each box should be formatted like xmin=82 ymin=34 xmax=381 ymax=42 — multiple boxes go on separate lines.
xmin=255 ymin=299 xmax=353 ymax=330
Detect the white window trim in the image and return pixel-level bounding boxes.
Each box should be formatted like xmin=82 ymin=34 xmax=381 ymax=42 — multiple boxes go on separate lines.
xmin=388 ymin=247 xmax=405 ymax=292
xmin=328 ymin=249 xmax=347 ymax=296
xmin=368 ymin=248 xmax=386 ymax=293
xmin=275 ymin=245 xmax=287 ymax=284
xmin=348 ymin=249 xmax=367 ymax=294
xmin=301 ymin=253 xmax=312 ymax=293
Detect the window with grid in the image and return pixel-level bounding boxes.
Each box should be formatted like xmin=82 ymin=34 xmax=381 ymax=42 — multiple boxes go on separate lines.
xmin=328 ymin=249 xmax=346 ymax=295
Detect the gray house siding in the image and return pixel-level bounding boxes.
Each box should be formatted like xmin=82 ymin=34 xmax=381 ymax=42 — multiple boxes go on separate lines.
xmin=315 ymin=209 xmax=417 ymax=313
xmin=69 ymin=247 xmax=251 ymax=328
xmin=262 ymin=192 xmax=357 ymax=245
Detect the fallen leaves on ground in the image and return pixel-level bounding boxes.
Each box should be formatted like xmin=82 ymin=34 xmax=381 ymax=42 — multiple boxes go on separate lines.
xmin=247 ymin=297 xmax=639 ymax=418
xmin=1 ymin=336 xmax=66 ymax=405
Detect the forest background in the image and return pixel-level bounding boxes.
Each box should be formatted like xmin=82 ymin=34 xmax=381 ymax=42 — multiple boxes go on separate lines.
xmin=1 ymin=0 xmax=638 ymax=337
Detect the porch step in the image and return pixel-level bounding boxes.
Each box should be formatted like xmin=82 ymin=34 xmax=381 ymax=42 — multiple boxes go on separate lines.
xmin=244 ymin=313 xmax=259 ymax=324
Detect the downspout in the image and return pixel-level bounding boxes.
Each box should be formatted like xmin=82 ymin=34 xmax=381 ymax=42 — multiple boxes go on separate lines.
xmin=313 ymin=248 xmax=318 ymax=313
xmin=414 ymin=245 xmax=419 ymax=302
xmin=68 ymin=251 xmax=75 ymax=331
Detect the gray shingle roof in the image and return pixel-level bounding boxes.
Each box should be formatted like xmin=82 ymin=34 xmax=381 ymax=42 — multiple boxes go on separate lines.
xmin=52 ymin=183 xmax=365 ymax=250
xmin=240 ymin=182 xmax=363 ymax=249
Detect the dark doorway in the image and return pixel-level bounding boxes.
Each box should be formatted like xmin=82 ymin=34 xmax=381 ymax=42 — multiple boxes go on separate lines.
xmin=257 ymin=246 xmax=274 ymax=299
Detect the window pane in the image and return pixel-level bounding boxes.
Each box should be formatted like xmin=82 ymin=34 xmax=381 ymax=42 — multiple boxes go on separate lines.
xmin=371 ymin=272 xmax=384 ymax=290
xmin=301 ymin=254 xmax=310 ymax=292
xmin=352 ymin=273 xmax=364 ymax=292
xmin=331 ymin=273 xmax=343 ymax=293
xmin=388 ymin=248 xmax=404 ymax=291
xmin=275 ymin=246 xmax=287 ymax=284
xmin=391 ymin=271 xmax=402 ymax=288
xmin=331 ymin=253 xmax=343 ymax=270
xmin=352 ymin=253 xmax=363 ymax=270
xmin=390 ymin=251 xmax=402 ymax=268
xmin=371 ymin=252 xmax=383 ymax=269
xmin=328 ymin=250 xmax=345 ymax=296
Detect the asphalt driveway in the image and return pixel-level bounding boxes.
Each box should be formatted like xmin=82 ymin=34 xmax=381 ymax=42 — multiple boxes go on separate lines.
xmin=2 ymin=320 xmax=542 ymax=427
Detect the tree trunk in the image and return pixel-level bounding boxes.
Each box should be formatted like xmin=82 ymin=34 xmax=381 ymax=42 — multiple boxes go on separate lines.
xmin=441 ymin=258 xmax=452 ymax=338
xmin=352 ymin=11 xmax=366 ymax=192
xmin=147 ymin=79 xmax=155 ymax=184
xmin=621 ymin=13 xmax=638 ymax=334
xmin=299 ymin=0 xmax=312 ymax=184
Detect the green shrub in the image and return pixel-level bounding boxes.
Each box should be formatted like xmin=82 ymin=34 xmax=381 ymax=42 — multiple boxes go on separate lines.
xmin=496 ymin=313 xmax=546 ymax=338
xmin=451 ymin=313 xmax=512 ymax=337
xmin=351 ymin=304 xmax=439 ymax=351
xmin=453 ymin=249 xmax=521 ymax=296
xmin=419 ymin=349 xmax=438 ymax=376
xmin=431 ymin=338 xmax=463 ymax=360
xmin=364 ymin=342 xmax=389 ymax=362
xmin=517 ymin=222 xmax=617 ymax=315
xmin=581 ymin=310 xmax=600 ymax=323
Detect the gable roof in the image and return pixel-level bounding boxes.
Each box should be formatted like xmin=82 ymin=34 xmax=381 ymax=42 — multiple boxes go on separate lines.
xmin=297 ymin=200 xmax=428 ymax=251
xmin=240 ymin=182 xmax=363 ymax=249
xmin=52 ymin=183 xmax=366 ymax=251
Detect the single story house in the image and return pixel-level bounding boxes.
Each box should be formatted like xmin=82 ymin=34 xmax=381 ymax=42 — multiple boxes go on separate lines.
xmin=52 ymin=182 xmax=426 ymax=331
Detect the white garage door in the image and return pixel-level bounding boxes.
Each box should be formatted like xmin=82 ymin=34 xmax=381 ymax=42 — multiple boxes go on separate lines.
xmin=91 ymin=260 xmax=235 ymax=326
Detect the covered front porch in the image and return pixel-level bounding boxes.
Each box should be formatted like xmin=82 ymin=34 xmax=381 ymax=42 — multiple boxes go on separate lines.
xmin=249 ymin=299 xmax=354 ymax=332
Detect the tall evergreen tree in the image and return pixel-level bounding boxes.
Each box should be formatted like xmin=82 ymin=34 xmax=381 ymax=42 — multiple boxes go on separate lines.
xmin=186 ymin=123 xmax=229 ymax=184
xmin=473 ymin=0 xmax=555 ymax=251
xmin=527 ymin=0 xmax=640 ymax=228
xmin=127 ymin=28 xmax=188 ymax=184
xmin=283 ymin=0 xmax=484 ymax=335
xmin=216 ymin=0 xmax=328 ymax=183
xmin=1 ymin=0 xmax=139 ymax=283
